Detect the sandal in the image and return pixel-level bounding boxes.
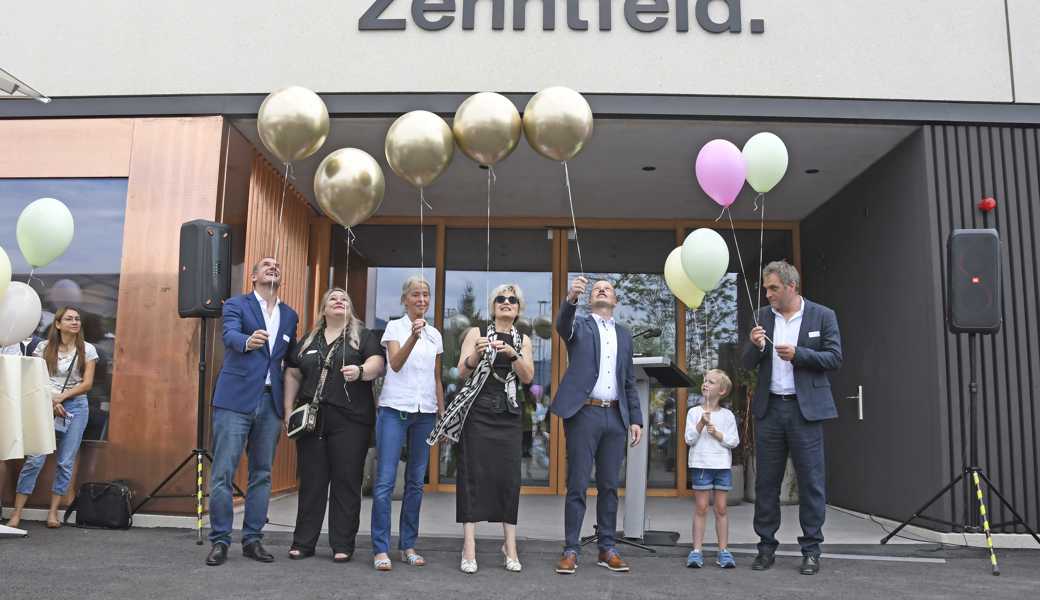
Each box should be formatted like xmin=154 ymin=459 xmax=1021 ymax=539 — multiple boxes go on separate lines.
xmin=400 ymin=549 xmax=426 ymax=567
xmin=46 ymin=520 xmax=62 ymax=529
xmin=333 ymin=551 xmax=353 ymax=563
xmin=373 ymin=556 xmax=393 ymax=571
xmin=288 ymin=547 xmax=314 ymax=560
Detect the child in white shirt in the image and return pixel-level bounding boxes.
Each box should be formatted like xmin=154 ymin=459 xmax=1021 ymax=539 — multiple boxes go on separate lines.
xmin=684 ymin=368 xmax=740 ymax=569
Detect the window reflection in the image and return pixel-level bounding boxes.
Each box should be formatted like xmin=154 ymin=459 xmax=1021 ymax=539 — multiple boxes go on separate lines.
xmin=0 ymin=178 xmax=129 ymax=442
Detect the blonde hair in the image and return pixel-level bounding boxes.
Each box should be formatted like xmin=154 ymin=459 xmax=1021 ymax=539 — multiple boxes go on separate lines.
xmin=707 ymin=368 xmax=732 ymax=397
xmin=400 ymin=275 xmax=431 ymax=304
xmin=488 ymin=283 xmax=525 ymax=323
xmin=299 ymin=288 xmax=362 ymax=354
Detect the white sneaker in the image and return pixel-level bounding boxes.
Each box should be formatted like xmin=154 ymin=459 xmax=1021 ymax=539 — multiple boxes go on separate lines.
xmin=502 ymin=546 xmax=522 ymax=572
xmin=460 ymin=555 xmax=478 ymax=574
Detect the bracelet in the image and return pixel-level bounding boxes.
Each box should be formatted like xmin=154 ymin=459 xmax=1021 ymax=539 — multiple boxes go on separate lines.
xmin=357 ymin=365 xmax=364 ymax=381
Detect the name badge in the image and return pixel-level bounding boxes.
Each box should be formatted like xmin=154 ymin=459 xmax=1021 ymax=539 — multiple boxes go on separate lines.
xmin=306 ymin=349 xmax=318 ymax=355
xmin=283 ymin=334 xmax=291 ymax=342
xmin=808 ymin=331 xmax=821 ymax=338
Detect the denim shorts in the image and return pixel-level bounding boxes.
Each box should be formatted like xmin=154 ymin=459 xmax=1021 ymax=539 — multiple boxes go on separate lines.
xmin=691 ymin=468 xmax=732 ymax=491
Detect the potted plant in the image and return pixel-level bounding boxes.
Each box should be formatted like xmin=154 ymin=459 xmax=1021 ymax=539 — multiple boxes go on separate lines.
xmin=732 ymin=367 xmax=799 ymax=504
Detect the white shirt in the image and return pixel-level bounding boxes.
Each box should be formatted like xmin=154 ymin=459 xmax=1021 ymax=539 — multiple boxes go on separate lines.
xmin=1 ymin=343 xmax=25 ymax=356
xmin=252 ymin=291 xmax=281 ymax=385
xmin=684 ymin=405 xmax=740 ymax=469
xmin=770 ymin=297 xmax=804 ymax=395
xmin=589 ymin=313 xmax=618 ymax=402
xmin=34 ymin=340 xmax=100 ymax=395
xmin=380 ymin=316 xmax=443 ymax=414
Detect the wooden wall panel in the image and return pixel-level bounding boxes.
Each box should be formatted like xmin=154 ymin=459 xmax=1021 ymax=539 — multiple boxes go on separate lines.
xmin=0 ymin=118 xmax=134 ymax=178
xmin=236 ymin=153 xmax=313 ymax=496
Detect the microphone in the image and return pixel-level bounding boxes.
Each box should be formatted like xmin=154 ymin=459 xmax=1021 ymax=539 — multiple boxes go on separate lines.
xmin=632 ymin=328 xmax=662 ymax=340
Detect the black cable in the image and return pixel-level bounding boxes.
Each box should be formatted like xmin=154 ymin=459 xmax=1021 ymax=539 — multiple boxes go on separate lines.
xmin=826 ymin=504 xmax=976 ymax=550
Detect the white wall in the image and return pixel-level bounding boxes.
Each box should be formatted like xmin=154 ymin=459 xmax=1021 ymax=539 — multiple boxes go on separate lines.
xmin=1 ymin=0 xmax=1024 ymax=103
xmin=1008 ymin=0 xmax=1040 ymax=103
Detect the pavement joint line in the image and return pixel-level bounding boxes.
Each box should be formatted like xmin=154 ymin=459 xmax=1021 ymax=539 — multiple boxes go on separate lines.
xmin=719 ymin=547 xmax=947 ymax=564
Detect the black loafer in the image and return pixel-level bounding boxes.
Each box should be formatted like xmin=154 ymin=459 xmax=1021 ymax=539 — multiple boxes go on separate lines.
xmin=206 ymin=543 xmax=228 ymax=566
xmin=243 ymin=541 xmax=275 ymax=563
xmin=751 ymin=551 xmax=775 ymax=571
xmin=800 ymin=554 xmax=820 ymax=575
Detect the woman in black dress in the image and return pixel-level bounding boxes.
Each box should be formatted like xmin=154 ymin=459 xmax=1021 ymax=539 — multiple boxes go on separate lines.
xmin=282 ymin=288 xmax=385 ymax=562
xmin=455 ymin=284 xmax=534 ymax=573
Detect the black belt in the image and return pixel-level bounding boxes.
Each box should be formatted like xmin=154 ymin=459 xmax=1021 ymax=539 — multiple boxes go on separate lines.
xmin=264 ymin=384 xmax=273 ymax=393
xmin=769 ymin=393 xmax=797 ymax=400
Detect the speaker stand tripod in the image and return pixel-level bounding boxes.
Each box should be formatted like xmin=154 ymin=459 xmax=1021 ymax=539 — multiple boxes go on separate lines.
xmin=581 ymin=524 xmax=657 ymax=554
xmin=880 ymin=334 xmax=1040 ymax=574
xmin=131 ymin=318 xmax=244 ymax=544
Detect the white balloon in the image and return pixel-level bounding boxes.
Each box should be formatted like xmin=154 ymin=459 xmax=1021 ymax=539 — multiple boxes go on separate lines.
xmin=680 ymin=228 xmax=730 ymax=292
xmin=0 ymin=246 xmax=11 ymax=302
xmin=0 ymin=282 xmax=43 ymax=346
xmin=49 ymin=278 xmax=83 ymax=306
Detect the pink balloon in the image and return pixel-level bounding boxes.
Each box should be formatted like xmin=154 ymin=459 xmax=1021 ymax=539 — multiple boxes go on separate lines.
xmin=530 ymin=384 xmax=544 ymax=399
xmin=695 ymin=139 xmax=747 ymax=208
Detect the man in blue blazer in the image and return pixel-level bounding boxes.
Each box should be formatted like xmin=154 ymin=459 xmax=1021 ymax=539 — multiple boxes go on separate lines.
xmin=552 ymin=277 xmax=643 ymax=575
xmin=742 ymin=261 xmax=842 ymax=576
xmin=205 ymin=256 xmax=299 ymax=566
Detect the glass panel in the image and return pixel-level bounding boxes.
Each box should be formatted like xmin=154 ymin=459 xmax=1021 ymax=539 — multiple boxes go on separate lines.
xmin=440 ymin=228 xmax=554 ymax=487
xmin=350 ymin=225 xmax=438 ymax=330
xmin=0 ymin=178 xmax=129 ymax=441
xmin=568 ymin=229 xmax=677 ymax=488
xmin=684 ymin=228 xmax=794 ymax=489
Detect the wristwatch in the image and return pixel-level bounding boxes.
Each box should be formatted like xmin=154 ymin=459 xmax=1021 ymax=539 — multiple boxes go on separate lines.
xmin=357 ymin=365 xmax=364 ymax=381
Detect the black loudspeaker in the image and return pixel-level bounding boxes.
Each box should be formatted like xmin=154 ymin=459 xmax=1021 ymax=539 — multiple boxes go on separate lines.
xmin=178 ymin=220 xmax=232 ymax=318
xmin=947 ymin=229 xmax=1001 ymax=334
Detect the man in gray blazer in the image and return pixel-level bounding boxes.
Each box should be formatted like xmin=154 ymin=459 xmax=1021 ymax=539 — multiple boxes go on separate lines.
xmin=742 ymin=261 xmax=842 ymax=576
xmin=552 ymin=276 xmax=643 ymax=575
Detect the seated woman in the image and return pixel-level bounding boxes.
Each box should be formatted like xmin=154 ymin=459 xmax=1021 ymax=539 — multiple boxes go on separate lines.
xmin=283 ymin=288 xmax=385 ymax=562
xmin=7 ymin=306 xmax=97 ymax=529
xmin=454 ymin=284 xmax=534 ymax=573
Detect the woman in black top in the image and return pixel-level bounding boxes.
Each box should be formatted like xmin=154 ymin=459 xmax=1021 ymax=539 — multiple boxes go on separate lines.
xmin=454 ymin=284 xmax=534 ymax=573
xmin=283 ymin=288 xmax=384 ymax=562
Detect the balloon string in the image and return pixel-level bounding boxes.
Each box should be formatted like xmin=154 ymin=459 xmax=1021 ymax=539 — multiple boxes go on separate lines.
xmin=563 ymin=161 xmax=584 ymax=277
xmin=714 ymin=206 xmax=726 ymax=223
xmin=756 ymin=193 xmax=766 ymax=317
xmin=271 ymin=161 xmax=292 ymax=299
xmin=704 ymin=296 xmax=710 ymax=373
xmin=419 ymin=187 xmax=425 ymax=277
xmin=343 ymin=226 xmax=356 ymax=370
xmin=726 ymin=208 xmax=760 ymax=329
xmin=485 ymin=165 xmax=497 ymax=312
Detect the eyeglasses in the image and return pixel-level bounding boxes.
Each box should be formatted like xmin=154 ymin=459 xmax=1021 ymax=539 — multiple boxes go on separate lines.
xmin=494 ymin=296 xmax=519 ymax=305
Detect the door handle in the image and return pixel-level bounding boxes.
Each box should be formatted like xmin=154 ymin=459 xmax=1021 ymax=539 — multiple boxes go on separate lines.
xmin=845 ymin=385 xmax=863 ymax=421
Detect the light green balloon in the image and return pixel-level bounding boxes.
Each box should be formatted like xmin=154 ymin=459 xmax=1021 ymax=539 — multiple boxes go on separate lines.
xmin=16 ymin=197 xmax=74 ymax=268
xmin=742 ymin=132 xmax=789 ymax=194
xmin=681 ymin=228 xmax=730 ymax=292
xmin=0 ymin=246 xmax=11 ymax=302
xmin=664 ymin=247 xmax=705 ymax=309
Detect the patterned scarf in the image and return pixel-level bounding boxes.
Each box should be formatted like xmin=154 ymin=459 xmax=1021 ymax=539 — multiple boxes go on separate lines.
xmin=427 ymin=324 xmax=518 ymax=446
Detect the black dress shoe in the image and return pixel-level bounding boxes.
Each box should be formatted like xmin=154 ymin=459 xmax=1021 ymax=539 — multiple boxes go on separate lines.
xmin=800 ymin=554 xmax=820 ymax=575
xmin=206 ymin=543 xmax=228 ymax=566
xmin=751 ymin=551 xmax=775 ymax=571
xmin=243 ymin=541 xmax=275 ymax=563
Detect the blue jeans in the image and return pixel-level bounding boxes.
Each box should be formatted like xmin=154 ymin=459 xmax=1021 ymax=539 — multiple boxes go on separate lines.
xmin=563 ymin=404 xmax=628 ymax=554
xmin=691 ymin=468 xmax=733 ymax=491
xmin=208 ymin=390 xmax=282 ymax=547
xmin=370 ymin=406 xmax=435 ymax=555
xmin=17 ymin=396 xmax=89 ymax=497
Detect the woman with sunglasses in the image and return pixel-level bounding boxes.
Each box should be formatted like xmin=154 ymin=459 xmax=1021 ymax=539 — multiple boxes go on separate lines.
xmin=282 ymin=288 xmax=384 ymax=562
xmin=454 ymin=285 xmax=534 ymax=573
xmin=7 ymin=306 xmax=97 ymax=529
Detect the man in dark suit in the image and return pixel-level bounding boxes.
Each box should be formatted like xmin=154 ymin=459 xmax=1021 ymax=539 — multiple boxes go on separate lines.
xmin=742 ymin=260 xmax=842 ymax=576
xmin=205 ymin=257 xmax=299 ymax=566
xmin=552 ymin=276 xmax=643 ymax=575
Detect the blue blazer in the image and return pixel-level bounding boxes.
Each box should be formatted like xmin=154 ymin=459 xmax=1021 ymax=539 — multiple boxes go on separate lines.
xmin=212 ymin=292 xmax=299 ymax=419
xmin=550 ymin=300 xmax=643 ymax=429
xmin=741 ymin=298 xmax=843 ymax=422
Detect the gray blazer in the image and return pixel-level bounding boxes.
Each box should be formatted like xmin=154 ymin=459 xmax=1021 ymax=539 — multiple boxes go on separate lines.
xmin=741 ymin=298 xmax=843 ymax=422
xmin=550 ymin=300 xmax=642 ymax=429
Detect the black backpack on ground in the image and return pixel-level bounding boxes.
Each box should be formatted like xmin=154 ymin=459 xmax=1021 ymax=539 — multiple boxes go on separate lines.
xmin=63 ymin=480 xmax=134 ymax=529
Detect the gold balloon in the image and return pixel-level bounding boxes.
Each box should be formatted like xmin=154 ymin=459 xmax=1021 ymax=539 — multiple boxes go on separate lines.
xmin=313 ymin=148 xmax=385 ymax=228
xmin=453 ymin=92 xmax=522 ymax=166
xmin=257 ymin=86 xmax=330 ymax=163
xmin=385 ymin=110 xmax=455 ymax=188
xmin=522 ymin=86 xmax=594 ymax=162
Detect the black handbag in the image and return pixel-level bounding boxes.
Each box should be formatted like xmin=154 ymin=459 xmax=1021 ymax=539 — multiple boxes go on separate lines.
xmin=62 ymin=480 xmax=134 ymax=529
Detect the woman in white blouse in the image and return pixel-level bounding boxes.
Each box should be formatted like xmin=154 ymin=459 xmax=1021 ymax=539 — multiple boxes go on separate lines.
xmin=7 ymin=306 xmax=98 ymax=529
xmin=370 ymin=276 xmax=444 ymax=571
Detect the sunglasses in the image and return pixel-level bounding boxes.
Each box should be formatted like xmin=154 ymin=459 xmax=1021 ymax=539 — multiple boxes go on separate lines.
xmin=494 ymin=295 xmax=519 ymax=305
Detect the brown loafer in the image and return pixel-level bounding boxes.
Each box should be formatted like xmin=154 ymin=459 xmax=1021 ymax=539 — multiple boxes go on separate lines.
xmin=555 ymin=551 xmax=578 ymax=574
xmin=597 ymin=549 xmax=630 ymax=572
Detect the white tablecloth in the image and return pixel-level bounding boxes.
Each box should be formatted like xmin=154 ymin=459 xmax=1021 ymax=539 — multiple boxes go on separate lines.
xmin=0 ymin=355 xmax=56 ymax=460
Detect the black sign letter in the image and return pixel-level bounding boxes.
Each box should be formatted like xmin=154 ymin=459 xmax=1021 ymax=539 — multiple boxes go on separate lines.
xmin=413 ymin=0 xmax=456 ymax=31
xmin=695 ymin=0 xmax=741 ymax=34
xmin=462 ymin=0 xmax=505 ymax=30
xmin=513 ymin=0 xmax=555 ymax=31
xmin=625 ymin=0 xmax=668 ymax=33
xmin=359 ymin=0 xmax=406 ymax=30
